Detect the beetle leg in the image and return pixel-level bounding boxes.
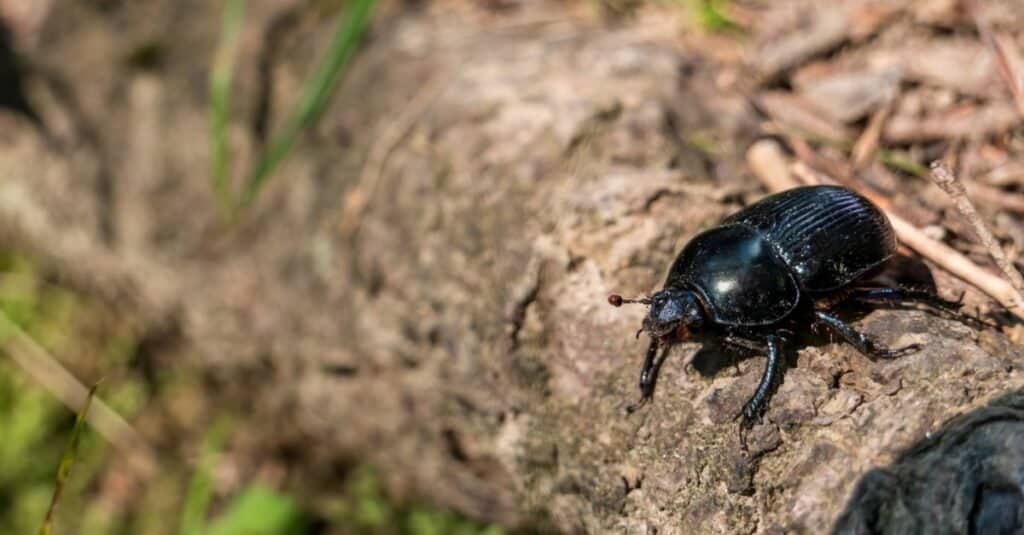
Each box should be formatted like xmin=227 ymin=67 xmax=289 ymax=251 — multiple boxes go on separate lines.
xmin=847 ymin=287 xmax=970 ymax=317
xmin=627 ymin=340 xmax=669 ymax=413
xmin=638 ymin=339 xmax=660 ymax=398
xmin=814 ymin=310 xmax=919 ymax=360
xmin=737 ymin=334 xmax=784 ymax=429
xmin=851 ymin=286 xmax=993 ymax=329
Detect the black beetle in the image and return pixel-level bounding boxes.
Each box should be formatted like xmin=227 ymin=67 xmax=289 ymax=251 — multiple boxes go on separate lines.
xmin=609 ymin=185 xmax=963 ymax=430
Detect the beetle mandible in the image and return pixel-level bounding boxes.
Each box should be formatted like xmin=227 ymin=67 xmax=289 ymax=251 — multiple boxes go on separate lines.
xmin=609 ymin=185 xmax=964 ymax=430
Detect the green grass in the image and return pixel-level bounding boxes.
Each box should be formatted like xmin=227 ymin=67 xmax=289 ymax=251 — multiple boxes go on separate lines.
xmin=39 ymin=384 xmax=97 ymax=535
xmin=209 ymin=0 xmax=247 ymax=219
xmin=329 ymin=467 xmax=505 ymax=535
xmin=880 ymin=150 xmax=929 ymax=178
xmin=241 ymin=0 xmax=377 ymax=208
xmin=207 ymin=486 xmax=307 ymax=535
xmin=0 ymin=370 xmax=74 ymax=534
xmin=179 ymin=419 xmax=309 ymax=535
xmin=0 ymin=252 xmax=501 ymax=533
xmin=179 ymin=418 xmax=233 ymax=535
xmin=209 ymin=0 xmax=378 ymax=217
xmin=690 ymin=0 xmax=736 ymax=31
xmin=0 ymin=254 xmax=116 ymax=534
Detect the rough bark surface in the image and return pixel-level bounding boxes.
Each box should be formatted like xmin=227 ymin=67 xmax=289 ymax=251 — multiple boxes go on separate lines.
xmin=3 ymin=1 xmax=1024 ymax=533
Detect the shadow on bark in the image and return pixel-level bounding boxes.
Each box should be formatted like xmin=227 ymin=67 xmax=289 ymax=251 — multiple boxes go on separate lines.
xmin=834 ymin=391 xmax=1024 ymax=534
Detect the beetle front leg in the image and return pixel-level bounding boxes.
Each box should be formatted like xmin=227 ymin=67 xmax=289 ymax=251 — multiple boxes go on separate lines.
xmin=815 ymin=310 xmax=919 ymax=360
xmin=627 ymin=340 xmax=667 ymax=413
xmin=738 ymin=334 xmax=784 ymax=429
xmin=638 ymin=339 xmax=660 ymax=397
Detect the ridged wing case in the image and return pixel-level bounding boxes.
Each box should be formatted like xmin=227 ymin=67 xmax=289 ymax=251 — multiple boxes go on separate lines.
xmin=723 ymin=185 xmax=896 ymax=292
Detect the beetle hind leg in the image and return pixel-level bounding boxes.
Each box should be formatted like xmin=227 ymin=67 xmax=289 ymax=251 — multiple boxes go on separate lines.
xmin=847 ymin=287 xmax=973 ymax=319
xmin=814 ymin=310 xmax=919 ymax=360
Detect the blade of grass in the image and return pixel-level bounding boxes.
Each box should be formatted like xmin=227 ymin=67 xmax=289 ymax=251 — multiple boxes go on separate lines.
xmin=179 ymin=417 xmax=233 ymax=535
xmin=687 ymin=0 xmax=737 ymax=31
xmin=209 ymin=0 xmax=247 ymax=219
xmin=240 ymin=0 xmax=377 ymax=208
xmin=880 ymin=150 xmax=929 ymax=178
xmin=38 ymin=383 xmax=97 ymax=535
xmin=207 ymin=485 xmax=306 ymax=535
xmin=0 ymin=309 xmax=155 ymax=475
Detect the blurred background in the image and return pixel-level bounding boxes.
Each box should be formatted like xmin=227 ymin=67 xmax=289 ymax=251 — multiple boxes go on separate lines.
xmin=2 ymin=0 xmax=1024 ymax=533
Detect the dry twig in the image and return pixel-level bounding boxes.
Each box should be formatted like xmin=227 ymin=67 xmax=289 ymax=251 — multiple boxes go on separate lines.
xmin=745 ymin=139 xmax=795 ymax=193
xmin=964 ymin=181 xmax=1024 ymax=214
xmin=928 ymin=161 xmax=1024 ymax=312
xmin=973 ymin=3 xmax=1024 ymax=119
xmin=982 ymin=161 xmax=1024 ymax=187
xmin=851 ymin=101 xmax=891 ymax=169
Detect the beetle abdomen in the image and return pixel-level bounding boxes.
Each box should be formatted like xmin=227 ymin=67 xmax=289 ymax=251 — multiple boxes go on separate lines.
xmin=667 ymin=225 xmax=800 ymax=325
xmin=724 ymin=185 xmax=896 ymax=292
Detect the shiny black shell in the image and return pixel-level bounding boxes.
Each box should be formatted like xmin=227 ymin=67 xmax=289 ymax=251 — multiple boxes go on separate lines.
xmin=665 ymin=185 xmax=896 ymax=326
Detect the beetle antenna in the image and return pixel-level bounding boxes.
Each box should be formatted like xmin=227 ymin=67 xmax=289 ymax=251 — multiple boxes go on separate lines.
xmin=608 ymin=294 xmax=652 ymax=307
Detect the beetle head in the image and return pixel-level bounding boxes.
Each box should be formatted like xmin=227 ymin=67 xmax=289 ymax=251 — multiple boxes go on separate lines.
xmin=643 ymin=289 xmax=705 ymax=342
